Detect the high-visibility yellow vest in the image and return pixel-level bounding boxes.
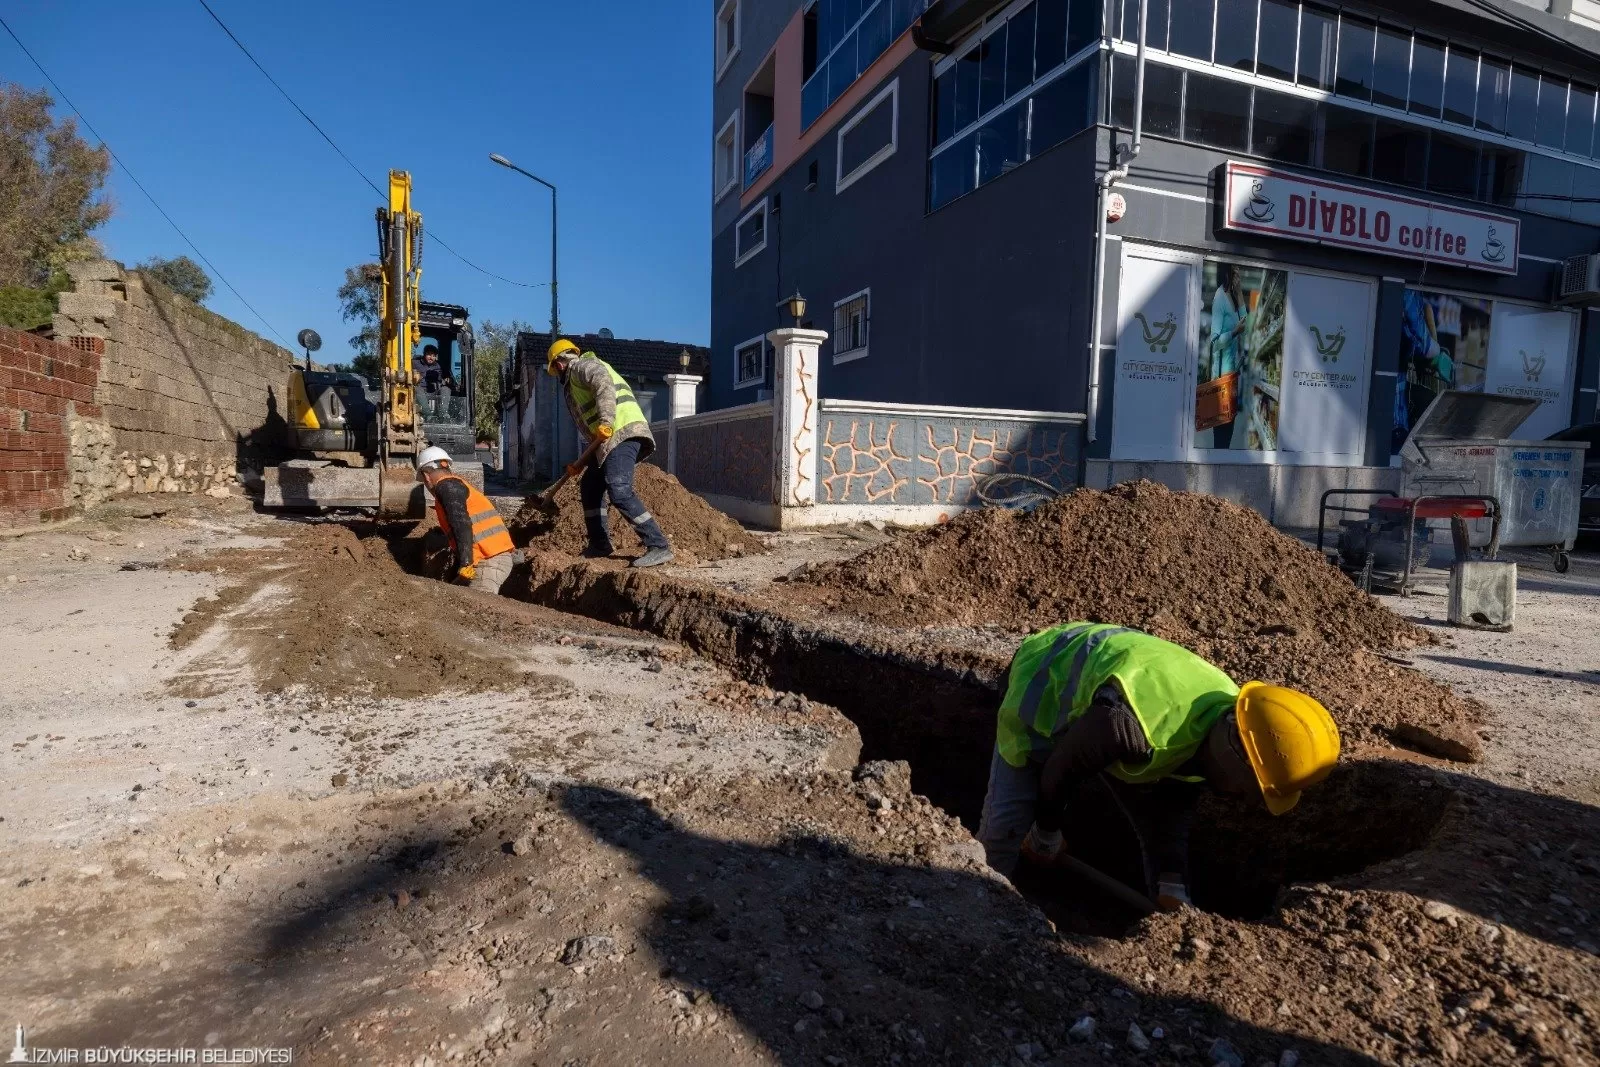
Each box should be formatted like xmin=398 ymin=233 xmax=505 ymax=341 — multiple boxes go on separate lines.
xmin=431 ymin=474 xmax=514 ymax=563
xmin=566 ymin=355 xmax=646 ymax=435
xmin=996 ymin=623 xmax=1238 ymax=782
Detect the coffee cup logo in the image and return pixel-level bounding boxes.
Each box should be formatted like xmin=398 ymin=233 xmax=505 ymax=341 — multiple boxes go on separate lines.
xmin=1310 ymin=325 xmax=1347 ymax=363
xmin=1242 ymin=179 xmax=1275 ymax=222
xmin=1134 ymin=311 xmax=1177 ymax=353
xmin=1481 ymin=226 xmax=1506 ymax=264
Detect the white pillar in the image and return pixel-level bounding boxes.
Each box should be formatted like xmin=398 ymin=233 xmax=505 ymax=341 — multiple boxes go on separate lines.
xmin=767 ymin=327 xmax=827 ymax=508
xmin=663 ymin=373 xmax=703 ymax=476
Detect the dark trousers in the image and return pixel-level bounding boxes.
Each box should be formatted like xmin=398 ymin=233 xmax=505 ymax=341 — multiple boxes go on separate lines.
xmin=1102 ymin=776 xmax=1199 ymax=894
xmin=579 ymin=439 xmax=669 ymax=553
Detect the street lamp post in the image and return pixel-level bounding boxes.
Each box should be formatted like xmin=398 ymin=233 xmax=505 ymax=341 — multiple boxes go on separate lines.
xmin=490 ymin=153 xmax=560 ymax=480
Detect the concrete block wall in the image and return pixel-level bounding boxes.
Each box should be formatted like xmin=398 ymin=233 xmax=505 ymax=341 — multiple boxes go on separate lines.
xmin=53 ymin=259 xmax=296 ymax=488
xmin=0 ymin=328 xmax=109 ymax=530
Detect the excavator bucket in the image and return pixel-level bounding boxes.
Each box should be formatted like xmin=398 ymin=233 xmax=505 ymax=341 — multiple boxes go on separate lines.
xmin=259 ymin=458 xmax=482 ymax=517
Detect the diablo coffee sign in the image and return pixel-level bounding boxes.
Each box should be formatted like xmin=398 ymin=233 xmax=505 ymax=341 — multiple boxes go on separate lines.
xmin=1222 ymin=162 xmax=1519 ymax=275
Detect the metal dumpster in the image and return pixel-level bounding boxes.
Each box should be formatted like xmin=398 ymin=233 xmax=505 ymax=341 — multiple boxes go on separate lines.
xmin=1399 ymin=391 xmax=1589 ymax=572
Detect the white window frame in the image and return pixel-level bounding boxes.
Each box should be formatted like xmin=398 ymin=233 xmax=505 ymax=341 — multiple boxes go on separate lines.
xmin=832 ymin=288 xmax=871 ymax=364
xmin=714 ymin=111 xmax=740 ymax=202
xmin=733 ymin=199 xmax=768 ymax=267
xmin=836 ymin=79 xmax=900 ymax=192
xmin=733 ymin=333 xmax=767 ymax=389
xmin=716 ymin=0 xmax=742 ymax=83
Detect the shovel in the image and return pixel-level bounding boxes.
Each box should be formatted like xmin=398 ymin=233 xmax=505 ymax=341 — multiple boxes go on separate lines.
xmin=528 ymin=434 xmax=606 ymax=517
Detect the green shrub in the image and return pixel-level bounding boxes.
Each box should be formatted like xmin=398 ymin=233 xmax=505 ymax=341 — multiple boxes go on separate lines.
xmin=0 ymin=285 xmax=55 ymax=330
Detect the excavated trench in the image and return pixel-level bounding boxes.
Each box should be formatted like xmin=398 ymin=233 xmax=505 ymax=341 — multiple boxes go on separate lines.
xmin=507 ymin=554 xmax=1457 ymax=933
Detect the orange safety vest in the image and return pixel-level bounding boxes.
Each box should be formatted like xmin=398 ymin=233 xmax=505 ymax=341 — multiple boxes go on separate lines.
xmin=431 ymin=474 xmax=514 ymax=563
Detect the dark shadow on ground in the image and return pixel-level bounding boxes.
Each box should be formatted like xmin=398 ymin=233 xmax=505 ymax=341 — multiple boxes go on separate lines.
xmin=1415 ymin=653 xmax=1600 ymax=687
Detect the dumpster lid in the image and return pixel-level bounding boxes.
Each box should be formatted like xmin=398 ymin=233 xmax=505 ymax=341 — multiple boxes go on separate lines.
xmin=1400 ymin=390 xmax=1539 ymax=459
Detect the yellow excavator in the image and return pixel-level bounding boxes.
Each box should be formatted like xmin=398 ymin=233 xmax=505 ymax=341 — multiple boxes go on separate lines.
xmin=262 ymin=170 xmax=482 ymax=516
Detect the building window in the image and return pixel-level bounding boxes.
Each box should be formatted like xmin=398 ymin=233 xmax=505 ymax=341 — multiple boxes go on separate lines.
xmin=733 ymin=335 xmax=767 ymax=389
xmin=714 ymin=113 xmax=739 ymax=201
xmin=837 ymin=79 xmax=899 ymax=191
xmin=716 ymin=0 xmax=741 ymax=82
xmin=801 ymin=0 xmax=927 ymax=130
xmin=832 ymin=290 xmax=870 ymax=363
xmin=733 ymin=200 xmax=767 ymax=267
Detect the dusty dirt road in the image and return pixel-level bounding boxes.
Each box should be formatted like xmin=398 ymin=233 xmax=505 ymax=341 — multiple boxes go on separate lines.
xmin=1 ymin=495 xmax=1597 ymax=1066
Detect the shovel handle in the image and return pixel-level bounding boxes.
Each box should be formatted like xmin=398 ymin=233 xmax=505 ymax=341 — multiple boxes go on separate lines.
xmin=539 ymin=434 xmax=606 ymax=504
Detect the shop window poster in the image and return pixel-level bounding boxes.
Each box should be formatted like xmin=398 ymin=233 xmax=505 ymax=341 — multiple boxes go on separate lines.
xmin=1195 ymin=261 xmax=1286 ymax=450
xmin=1393 ymin=288 xmax=1493 ymax=450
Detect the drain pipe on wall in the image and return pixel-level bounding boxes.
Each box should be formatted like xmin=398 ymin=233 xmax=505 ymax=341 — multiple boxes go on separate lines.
xmin=1083 ymin=0 xmax=1148 ymax=453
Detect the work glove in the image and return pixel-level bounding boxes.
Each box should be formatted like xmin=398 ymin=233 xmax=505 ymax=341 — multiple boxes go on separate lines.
xmin=1020 ymin=823 xmax=1066 ymax=867
xmin=595 ymin=424 xmax=615 ymax=440
xmin=565 ymin=462 xmax=585 ymax=480
xmin=456 ymin=563 xmax=477 ymax=583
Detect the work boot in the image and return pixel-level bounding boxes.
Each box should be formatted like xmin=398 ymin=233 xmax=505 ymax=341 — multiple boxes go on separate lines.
xmin=631 ymin=547 xmax=675 ymax=569
xmin=580 ymin=544 xmax=613 ymax=560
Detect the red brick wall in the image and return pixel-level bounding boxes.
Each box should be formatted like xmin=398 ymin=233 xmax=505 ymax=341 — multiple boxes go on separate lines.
xmin=0 ymin=327 xmax=103 ymax=529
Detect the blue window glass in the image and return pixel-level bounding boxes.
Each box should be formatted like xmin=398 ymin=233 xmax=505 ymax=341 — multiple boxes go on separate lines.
xmin=803 ymin=67 xmax=829 ymax=129
xmin=1335 ymin=17 xmax=1375 ymax=101
xmin=892 ymin=0 xmax=923 ymax=35
xmin=1185 ymin=72 xmax=1251 ymax=151
xmin=1256 ymin=0 xmax=1296 ymax=82
xmin=1371 ymin=25 xmax=1410 ymax=111
xmin=1536 ymin=75 xmax=1568 ymax=150
xmin=1373 ymin=118 xmax=1427 ymax=189
xmin=1567 ymin=85 xmax=1596 ymax=158
xmin=1253 ymin=93 xmax=1318 ymax=164
xmin=1169 ymin=0 xmax=1213 ymax=62
xmin=1477 ymin=57 xmax=1509 ymax=136
xmin=1427 ymin=130 xmax=1479 ymax=199
xmin=1507 ymin=66 xmax=1538 ymax=141
xmin=1118 ymin=0 xmax=1169 ymax=51
xmin=858 ymin=1 xmax=892 ymax=72
xmin=1320 ymin=105 xmax=1374 ymax=177
xmin=1214 ymin=0 xmax=1257 ymax=74
xmin=1442 ymin=47 xmax=1478 ymax=128
xmin=1035 ymin=0 xmax=1068 ymax=73
xmin=1298 ymin=5 xmax=1337 ymax=91
xmin=1064 ymin=0 xmax=1099 ymax=55
xmin=1477 ymin=144 xmax=1522 ymax=205
xmin=1030 ymin=55 xmax=1098 ymax=155
xmin=933 ymin=67 xmax=957 ymax=145
xmin=1519 ymin=154 xmax=1573 ymax=219
xmin=954 ymin=46 xmax=981 ymax=130
xmin=1407 ymin=36 xmax=1443 ymax=120
xmin=829 ymin=31 xmax=858 ymax=101
xmin=1006 ymin=4 xmax=1037 ymax=99
xmin=1570 ymin=164 xmax=1600 ymax=225
xmin=930 ymin=134 xmax=976 ymax=209
xmin=1111 ymin=53 xmax=1181 ymax=137
xmin=978 ymin=25 xmax=1007 ymax=114
xmin=977 ymin=101 xmax=1029 ymax=183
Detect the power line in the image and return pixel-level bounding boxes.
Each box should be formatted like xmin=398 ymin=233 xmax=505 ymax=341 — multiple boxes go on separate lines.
xmin=195 ymin=0 xmax=547 ymax=290
xmin=0 ymin=12 xmax=294 ymax=348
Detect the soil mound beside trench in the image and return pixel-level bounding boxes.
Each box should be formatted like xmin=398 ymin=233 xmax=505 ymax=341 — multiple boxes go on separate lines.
xmin=511 ymin=463 xmax=765 ymax=564
xmin=798 ymin=480 xmax=1483 ymax=755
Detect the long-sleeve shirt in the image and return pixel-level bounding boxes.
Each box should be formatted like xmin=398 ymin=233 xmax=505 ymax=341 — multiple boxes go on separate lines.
xmin=561 ymin=357 xmax=653 ymax=464
xmin=431 ymin=477 xmax=477 ymax=571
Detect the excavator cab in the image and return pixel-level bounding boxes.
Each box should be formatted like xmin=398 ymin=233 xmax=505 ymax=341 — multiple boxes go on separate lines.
xmin=415 ymin=301 xmax=477 ymax=465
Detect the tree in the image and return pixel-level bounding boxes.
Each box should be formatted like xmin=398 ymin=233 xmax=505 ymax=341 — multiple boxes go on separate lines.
xmin=0 ymin=83 xmax=111 ymax=291
xmin=335 ymin=263 xmax=383 ymax=378
xmin=473 ymin=320 xmax=533 ymax=442
xmin=138 ymin=255 xmax=212 ymax=304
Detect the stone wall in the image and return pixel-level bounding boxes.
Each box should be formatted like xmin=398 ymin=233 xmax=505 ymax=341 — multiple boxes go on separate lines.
xmin=0 ymin=328 xmax=108 ymax=529
xmin=54 ymin=259 xmax=296 ymax=492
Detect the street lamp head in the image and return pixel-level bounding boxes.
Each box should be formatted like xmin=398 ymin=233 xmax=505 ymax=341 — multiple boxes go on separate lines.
xmin=489 ymin=153 xmax=513 ymax=168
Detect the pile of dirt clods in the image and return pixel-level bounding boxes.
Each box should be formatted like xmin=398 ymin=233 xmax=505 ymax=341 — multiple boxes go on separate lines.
xmin=800 ymin=480 xmax=1484 ymax=758
xmin=512 ymin=463 xmax=765 ymax=564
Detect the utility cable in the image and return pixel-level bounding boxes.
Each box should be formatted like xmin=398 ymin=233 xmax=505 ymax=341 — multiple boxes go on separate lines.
xmin=195 ymin=0 xmax=546 ymax=290
xmin=0 ymin=12 xmax=294 ymax=348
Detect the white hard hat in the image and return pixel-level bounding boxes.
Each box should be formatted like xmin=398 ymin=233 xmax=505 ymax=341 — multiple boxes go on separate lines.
xmin=417 ymin=446 xmax=452 ymax=471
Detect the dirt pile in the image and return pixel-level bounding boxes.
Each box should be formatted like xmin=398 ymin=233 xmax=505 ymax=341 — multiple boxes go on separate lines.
xmin=168 ymin=522 xmax=575 ymax=699
xmin=511 ymin=463 xmax=765 ymax=564
xmin=798 ymin=481 xmax=1483 ymax=755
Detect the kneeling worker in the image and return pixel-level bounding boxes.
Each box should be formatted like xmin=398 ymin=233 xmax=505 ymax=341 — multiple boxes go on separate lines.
xmin=978 ymin=622 xmax=1340 ymax=910
xmin=417 ymin=446 xmax=517 ymax=592
xmin=547 ymin=338 xmax=673 ymax=568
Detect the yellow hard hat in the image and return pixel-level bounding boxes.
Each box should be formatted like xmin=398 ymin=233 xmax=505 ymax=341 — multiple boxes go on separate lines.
xmin=546 ymin=338 xmax=580 ymax=375
xmin=1234 ymin=682 xmax=1340 ymax=816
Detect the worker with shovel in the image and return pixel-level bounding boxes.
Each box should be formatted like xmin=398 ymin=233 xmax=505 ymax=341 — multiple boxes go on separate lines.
xmin=417 ymin=446 xmax=518 ymax=592
xmin=547 ymin=338 xmax=673 ymax=568
xmin=978 ymin=622 xmax=1340 ymax=910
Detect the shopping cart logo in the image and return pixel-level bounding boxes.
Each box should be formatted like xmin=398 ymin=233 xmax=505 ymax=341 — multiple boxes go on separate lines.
xmin=1521 ymin=349 xmax=1546 ymax=382
xmin=1134 ymin=311 xmax=1177 ymax=354
xmin=1242 ymin=180 xmax=1275 ymax=222
xmin=1481 ymin=226 xmax=1507 ymax=264
xmin=1533 ymin=487 xmax=1548 ymax=511
xmin=1310 ymin=325 xmax=1347 ymax=362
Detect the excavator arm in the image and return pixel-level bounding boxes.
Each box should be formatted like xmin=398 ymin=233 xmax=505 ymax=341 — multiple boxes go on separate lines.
xmin=375 ymin=170 xmax=426 ymax=517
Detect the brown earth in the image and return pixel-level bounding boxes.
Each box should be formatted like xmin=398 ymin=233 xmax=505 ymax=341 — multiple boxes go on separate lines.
xmin=510 ymin=463 xmax=766 ymax=564
xmin=794 ymin=481 xmax=1484 ymax=760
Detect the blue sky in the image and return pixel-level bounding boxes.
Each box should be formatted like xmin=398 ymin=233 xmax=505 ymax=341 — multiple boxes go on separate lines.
xmin=2 ymin=0 xmax=711 ymax=357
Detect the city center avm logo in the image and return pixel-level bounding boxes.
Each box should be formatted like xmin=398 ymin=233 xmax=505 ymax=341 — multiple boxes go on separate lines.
xmin=1310 ymin=325 xmax=1347 ymax=363
xmin=1134 ymin=311 xmax=1177 ymax=353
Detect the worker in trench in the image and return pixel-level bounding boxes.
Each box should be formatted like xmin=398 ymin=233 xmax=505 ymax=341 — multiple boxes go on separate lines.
xmin=416 ymin=446 xmax=518 ymax=592
xmin=978 ymin=622 xmax=1341 ymax=910
xmin=547 ymin=338 xmax=674 ymax=568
